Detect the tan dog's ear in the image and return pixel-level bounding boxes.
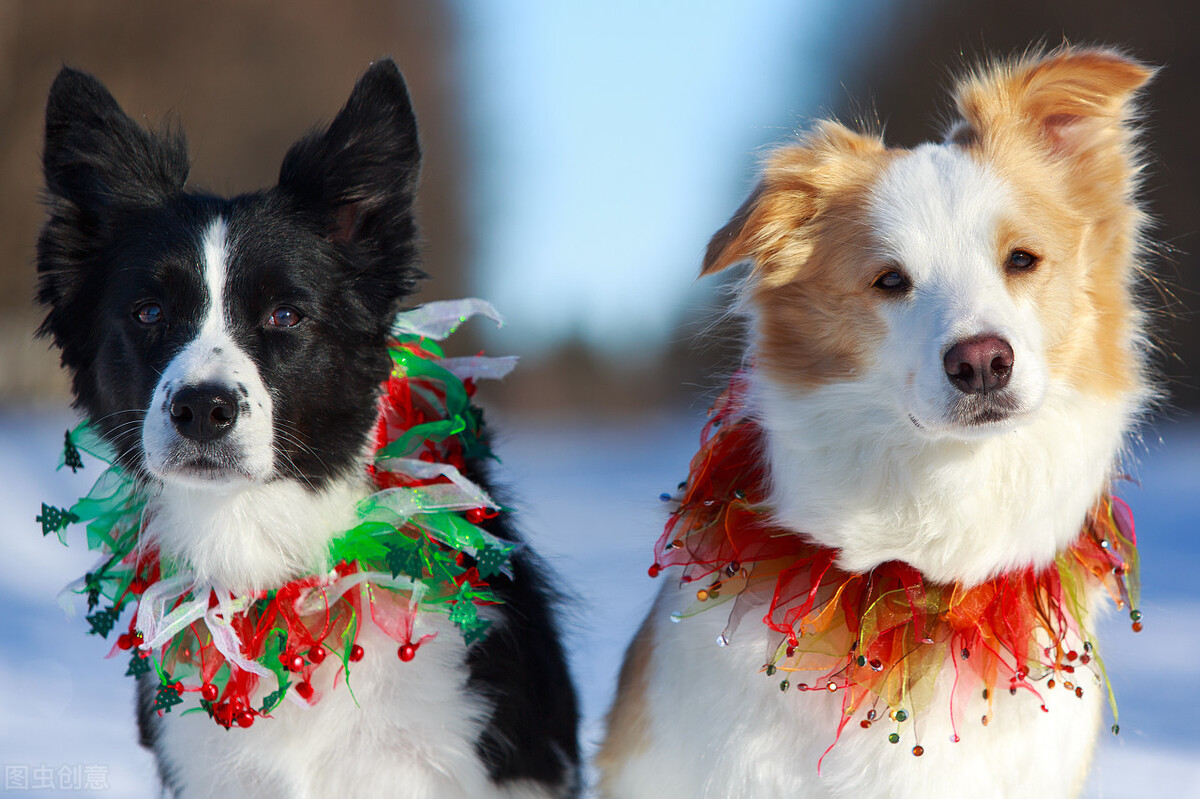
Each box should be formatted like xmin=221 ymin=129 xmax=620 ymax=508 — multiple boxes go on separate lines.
xmin=952 ymin=47 xmax=1153 ymax=160
xmin=701 ymin=183 xmax=766 ymax=276
xmin=701 ymin=122 xmax=886 ymax=281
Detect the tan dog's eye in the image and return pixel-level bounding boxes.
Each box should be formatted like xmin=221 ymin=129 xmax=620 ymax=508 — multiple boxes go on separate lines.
xmin=1006 ymin=250 xmax=1039 ymax=272
xmin=871 ymin=269 xmax=912 ymax=293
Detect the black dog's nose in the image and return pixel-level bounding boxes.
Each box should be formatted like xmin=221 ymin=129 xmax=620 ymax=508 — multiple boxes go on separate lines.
xmin=943 ymin=335 xmax=1014 ymax=394
xmin=170 ymin=384 xmax=239 ymax=440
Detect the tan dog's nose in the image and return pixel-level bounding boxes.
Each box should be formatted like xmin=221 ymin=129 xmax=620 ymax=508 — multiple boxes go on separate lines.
xmin=944 ymin=336 xmax=1013 ymax=394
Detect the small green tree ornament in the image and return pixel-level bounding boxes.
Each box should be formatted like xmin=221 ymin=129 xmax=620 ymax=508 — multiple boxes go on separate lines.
xmin=125 ymin=651 xmax=151 ymax=677
xmin=36 ymin=503 xmax=79 ymax=538
xmin=152 ymin=682 xmax=184 ymax=713
xmin=62 ymin=430 xmax=84 ymax=472
xmin=85 ymin=606 xmax=119 ymax=637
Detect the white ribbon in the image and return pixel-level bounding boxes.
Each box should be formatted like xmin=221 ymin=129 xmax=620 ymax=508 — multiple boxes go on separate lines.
xmin=136 ymin=573 xmax=197 ymax=648
xmin=368 ymin=459 xmax=498 ymax=512
xmin=292 ymin=569 xmax=421 ymax=617
xmin=391 ymin=298 xmax=504 ymax=340
xmin=203 ymin=586 xmax=272 ymax=678
xmin=439 ymin=355 xmax=519 ymax=382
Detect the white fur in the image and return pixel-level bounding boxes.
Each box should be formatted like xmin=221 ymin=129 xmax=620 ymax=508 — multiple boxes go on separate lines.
xmin=603 ymin=142 xmax=1140 ymax=798
xmin=869 ymin=146 xmax=1048 ymax=438
xmin=148 ymin=615 xmax=551 ymax=799
xmin=143 ymin=475 xmax=366 ymax=591
xmin=606 ymin=584 xmax=1103 ymax=799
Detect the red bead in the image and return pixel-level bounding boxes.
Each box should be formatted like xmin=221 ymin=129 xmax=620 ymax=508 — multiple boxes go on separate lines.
xmin=117 ymin=633 xmax=133 ymax=650
xmin=295 ymin=681 xmax=314 ymax=700
xmin=647 ymin=564 xmax=661 ymax=578
xmin=132 ymin=631 xmax=144 ymax=645
xmin=200 ymin=683 xmax=219 ymax=702
xmin=398 ymin=644 xmax=417 ymax=662
xmin=466 ymin=508 xmax=486 ymax=524
xmin=173 ymin=682 xmax=184 ymax=694
xmin=912 ymin=745 xmax=924 ymax=757
xmin=287 ymin=655 xmax=305 ymax=672
xmin=1132 ymin=621 xmax=1143 ymax=633
xmin=236 ymin=711 xmax=254 ymax=728
xmin=309 ymin=645 xmax=326 ymax=664
xmin=860 ymin=720 xmax=871 ymax=729
xmin=349 ymin=645 xmax=365 ymax=662
xmin=1066 ymin=650 xmax=1078 ymax=661
xmin=1080 ymin=654 xmax=1091 ymax=665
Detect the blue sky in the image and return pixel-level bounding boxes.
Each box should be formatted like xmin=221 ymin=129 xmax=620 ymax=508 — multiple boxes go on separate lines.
xmin=454 ymin=1 xmax=893 ymax=359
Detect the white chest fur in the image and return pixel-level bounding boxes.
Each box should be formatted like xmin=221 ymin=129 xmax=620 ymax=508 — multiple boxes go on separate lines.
xmin=754 ymin=372 xmax=1136 ymax=587
xmin=149 ymin=617 xmax=499 ymax=799
xmin=608 ymin=581 xmax=1105 ymax=799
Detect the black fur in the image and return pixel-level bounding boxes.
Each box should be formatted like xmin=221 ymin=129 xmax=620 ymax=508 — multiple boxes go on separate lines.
xmin=38 ymin=62 xmax=424 ymax=486
xmin=39 ymin=60 xmax=579 ymax=795
xmin=466 ymin=457 xmax=581 ymax=790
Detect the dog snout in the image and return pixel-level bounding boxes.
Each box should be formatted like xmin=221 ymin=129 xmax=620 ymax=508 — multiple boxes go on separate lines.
xmin=170 ymin=383 xmax=240 ymax=441
xmin=943 ymin=335 xmax=1014 ymax=394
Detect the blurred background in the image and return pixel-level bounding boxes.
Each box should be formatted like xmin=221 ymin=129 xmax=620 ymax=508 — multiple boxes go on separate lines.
xmin=0 ymin=1 xmax=1196 ymax=796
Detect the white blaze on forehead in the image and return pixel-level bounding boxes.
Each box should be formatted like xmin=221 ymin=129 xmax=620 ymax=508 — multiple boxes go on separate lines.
xmin=141 ymin=215 xmax=277 ymax=487
xmin=868 ymin=143 xmax=1012 ymax=281
xmin=201 ymin=216 xmax=230 ymax=333
xmin=860 ymin=143 xmax=1049 ymax=434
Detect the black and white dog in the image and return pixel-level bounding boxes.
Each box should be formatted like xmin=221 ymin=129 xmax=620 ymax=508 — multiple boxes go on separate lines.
xmin=38 ymin=59 xmax=579 ymax=798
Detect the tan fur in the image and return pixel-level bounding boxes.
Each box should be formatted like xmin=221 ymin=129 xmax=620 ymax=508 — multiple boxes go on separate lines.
xmin=701 ymin=122 xmax=898 ymax=390
xmin=595 ymin=612 xmax=656 ymax=789
xmin=952 ymin=48 xmax=1154 ymax=397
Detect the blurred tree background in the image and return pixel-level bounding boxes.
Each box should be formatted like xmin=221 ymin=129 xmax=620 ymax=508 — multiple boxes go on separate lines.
xmin=0 ymin=1 xmax=1194 ymax=411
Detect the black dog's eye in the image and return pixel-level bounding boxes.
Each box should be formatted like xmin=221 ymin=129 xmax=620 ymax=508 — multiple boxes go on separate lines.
xmin=133 ymin=302 xmax=163 ymax=325
xmin=871 ymin=269 xmax=912 ymax=293
xmin=1007 ymin=249 xmax=1039 ymax=272
xmin=267 ymin=306 xmax=304 ymax=328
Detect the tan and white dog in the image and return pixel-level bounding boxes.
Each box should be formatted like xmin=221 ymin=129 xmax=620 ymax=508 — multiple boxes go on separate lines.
xmin=599 ymin=48 xmax=1154 ymax=799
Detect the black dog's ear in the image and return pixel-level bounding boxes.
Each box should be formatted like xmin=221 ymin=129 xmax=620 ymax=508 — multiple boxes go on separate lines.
xmin=278 ymin=58 xmax=423 ymax=293
xmin=38 ymin=68 xmax=190 ymax=351
xmin=42 ymin=67 xmax=190 ymax=218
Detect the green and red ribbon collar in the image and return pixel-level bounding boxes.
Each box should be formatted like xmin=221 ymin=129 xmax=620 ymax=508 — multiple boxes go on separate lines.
xmin=40 ymin=299 xmax=518 ymax=729
xmin=649 ymin=374 xmax=1142 ymax=758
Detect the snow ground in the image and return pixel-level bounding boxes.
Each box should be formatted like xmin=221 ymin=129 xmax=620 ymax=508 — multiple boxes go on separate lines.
xmin=1 ymin=407 xmax=1197 ymax=797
